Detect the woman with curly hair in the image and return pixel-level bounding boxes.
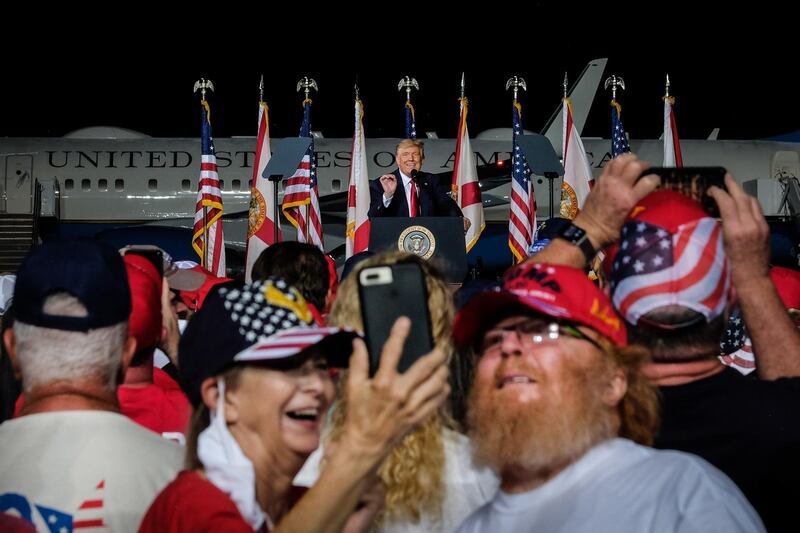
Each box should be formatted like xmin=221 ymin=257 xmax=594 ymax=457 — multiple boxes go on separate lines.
xmin=300 ymin=251 xmax=498 ymax=532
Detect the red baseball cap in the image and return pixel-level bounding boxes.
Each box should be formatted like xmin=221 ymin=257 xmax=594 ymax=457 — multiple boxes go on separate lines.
xmin=123 ymin=254 xmax=162 ymax=351
xmin=770 ymin=266 xmax=800 ymax=310
xmin=168 ymin=265 xmax=231 ymax=311
xmin=453 ymin=262 xmax=627 ymax=348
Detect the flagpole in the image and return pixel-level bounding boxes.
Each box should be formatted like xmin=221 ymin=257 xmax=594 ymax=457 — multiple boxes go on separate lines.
xmin=193 ymin=78 xmax=214 ymax=269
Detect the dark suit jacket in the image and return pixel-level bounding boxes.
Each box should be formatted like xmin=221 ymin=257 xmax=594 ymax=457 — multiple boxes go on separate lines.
xmin=368 ymin=170 xmax=463 ymax=219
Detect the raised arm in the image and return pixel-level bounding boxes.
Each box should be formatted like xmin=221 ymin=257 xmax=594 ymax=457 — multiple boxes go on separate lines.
xmin=275 ymin=317 xmax=450 ymax=533
xmin=709 ymin=174 xmax=800 ymax=379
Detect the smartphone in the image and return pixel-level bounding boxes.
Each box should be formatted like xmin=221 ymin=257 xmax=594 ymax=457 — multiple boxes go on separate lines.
xmin=643 ymin=167 xmax=727 ymax=217
xmin=121 ymin=246 xmax=165 ymax=277
xmin=358 ymin=262 xmax=434 ymax=376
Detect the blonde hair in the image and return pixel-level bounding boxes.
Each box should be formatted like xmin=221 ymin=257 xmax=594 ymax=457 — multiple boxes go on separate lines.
xmin=328 ymin=251 xmax=453 ymax=524
xmin=596 ymin=337 xmax=661 ymax=446
xmin=396 ymin=139 xmax=425 ymax=160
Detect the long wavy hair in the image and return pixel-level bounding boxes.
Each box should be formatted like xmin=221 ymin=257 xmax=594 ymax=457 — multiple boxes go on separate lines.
xmin=327 ymin=251 xmax=454 ymax=525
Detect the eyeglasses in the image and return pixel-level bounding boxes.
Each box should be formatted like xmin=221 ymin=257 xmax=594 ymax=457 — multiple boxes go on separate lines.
xmin=479 ymin=317 xmax=603 ymax=353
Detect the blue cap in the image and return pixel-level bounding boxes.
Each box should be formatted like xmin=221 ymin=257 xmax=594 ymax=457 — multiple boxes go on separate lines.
xmin=13 ymin=239 xmax=131 ymax=332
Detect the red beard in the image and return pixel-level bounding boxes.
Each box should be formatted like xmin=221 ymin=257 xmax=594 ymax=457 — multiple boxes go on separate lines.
xmin=467 ymin=359 xmax=616 ymax=479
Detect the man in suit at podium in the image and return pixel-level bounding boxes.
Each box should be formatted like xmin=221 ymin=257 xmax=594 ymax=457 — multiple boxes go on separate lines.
xmin=368 ymin=139 xmax=465 ymax=221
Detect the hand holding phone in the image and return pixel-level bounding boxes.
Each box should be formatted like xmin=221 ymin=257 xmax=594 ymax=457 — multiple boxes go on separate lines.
xmin=358 ymin=262 xmax=434 ymax=375
xmin=643 ymin=167 xmax=727 ymax=217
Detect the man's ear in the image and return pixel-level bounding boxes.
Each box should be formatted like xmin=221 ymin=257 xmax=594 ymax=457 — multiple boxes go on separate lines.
xmin=603 ymin=367 xmax=628 ymax=407
xmin=120 ymin=336 xmax=137 ymax=375
xmin=3 ymin=328 xmax=21 ymax=380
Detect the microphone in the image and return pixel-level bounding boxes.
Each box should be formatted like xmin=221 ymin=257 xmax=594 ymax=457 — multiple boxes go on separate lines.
xmin=410 ymin=169 xmax=419 ymax=183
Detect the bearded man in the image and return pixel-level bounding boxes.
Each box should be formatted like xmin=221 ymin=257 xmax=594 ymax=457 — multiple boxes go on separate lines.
xmin=452 ymin=262 xmax=764 ymax=533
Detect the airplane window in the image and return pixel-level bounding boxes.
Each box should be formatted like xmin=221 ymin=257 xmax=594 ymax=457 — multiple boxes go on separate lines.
xmin=81 ymin=179 xmax=90 ymax=191
xmin=332 ymin=179 xmax=341 ymax=192
xmin=220 ymin=179 xmax=225 ymax=189
xmin=64 ymin=179 xmax=74 ymax=190
xmin=115 ymin=179 xmax=124 ymax=191
xmin=181 ymin=179 xmax=191 ymax=191
xmin=98 ymin=179 xmax=108 ymax=191
xmin=148 ymin=179 xmax=157 ymax=191
xmin=232 ymin=179 xmax=241 ymax=191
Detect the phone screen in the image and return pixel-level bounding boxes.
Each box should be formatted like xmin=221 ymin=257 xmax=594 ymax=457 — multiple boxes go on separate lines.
xmin=644 ymin=167 xmax=727 ymax=217
xmin=123 ymin=248 xmax=165 ymax=277
xmin=358 ymin=262 xmax=434 ymax=375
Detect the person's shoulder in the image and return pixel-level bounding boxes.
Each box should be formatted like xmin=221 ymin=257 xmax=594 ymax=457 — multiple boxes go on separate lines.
xmin=141 ymin=471 xmax=253 ymax=532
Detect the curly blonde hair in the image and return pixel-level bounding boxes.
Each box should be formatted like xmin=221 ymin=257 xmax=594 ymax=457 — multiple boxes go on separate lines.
xmin=327 ymin=251 xmax=455 ymax=524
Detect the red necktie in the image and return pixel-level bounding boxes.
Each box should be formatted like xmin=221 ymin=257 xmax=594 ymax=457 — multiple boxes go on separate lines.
xmin=409 ymin=180 xmax=418 ymax=217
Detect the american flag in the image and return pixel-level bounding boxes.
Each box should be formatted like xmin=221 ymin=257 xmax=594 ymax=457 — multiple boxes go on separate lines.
xmin=245 ymin=101 xmax=280 ymax=282
xmin=508 ymin=101 xmax=535 ymax=263
xmin=192 ymin=99 xmax=226 ymax=277
xmin=405 ymin=100 xmax=417 ymax=139
xmin=346 ymin=97 xmax=371 ymax=259
xmin=281 ymin=100 xmax=324 ymax=250
xmin=610 ymin=217 xmax=729 ymax=325
xmin=663 ymin=96 xmax=684 ymax=167
xmin=611 ymin=99 xmax=631 ymax=157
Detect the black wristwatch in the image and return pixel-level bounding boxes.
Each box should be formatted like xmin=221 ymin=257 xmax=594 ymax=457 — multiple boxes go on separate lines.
xmin=555 ymin=222 xmax=597 ymax=265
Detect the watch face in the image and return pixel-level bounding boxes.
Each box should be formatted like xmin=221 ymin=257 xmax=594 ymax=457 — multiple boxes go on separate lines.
xmin=562 ymin=224 xmax=585 ymax=240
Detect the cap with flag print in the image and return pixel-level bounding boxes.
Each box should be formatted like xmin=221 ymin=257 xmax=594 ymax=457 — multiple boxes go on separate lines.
xmin=346 ymin=95 xmax=371 ymax=259
xmin=281 ymin=98 xmax=324 ymax=251
xmin=178 ymin=277 xmax=358 ymax=406
xmin=452 ymin=91 xmax=484 ymax=252
xmin=192 ymin=96 xmax=226 ymax=278
xmin=245 ymin=96 xmax=281 ymax=282
xmin=508 ymin=100 xmax=536 ymax=263
xmin=607 ymin=190 xmax=730 ymax=327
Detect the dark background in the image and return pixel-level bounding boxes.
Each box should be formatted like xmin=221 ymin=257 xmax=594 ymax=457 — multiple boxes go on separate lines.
xmin=2 ymin=9 xmax=795 ymax=143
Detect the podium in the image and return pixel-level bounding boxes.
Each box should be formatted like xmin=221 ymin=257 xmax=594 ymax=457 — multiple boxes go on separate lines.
xmin=369 ymin=217 xmax=467 ymax=282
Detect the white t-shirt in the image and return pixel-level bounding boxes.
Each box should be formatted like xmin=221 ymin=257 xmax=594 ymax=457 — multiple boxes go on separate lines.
xmin=0 ymin=410 xmax=184 ymax=532
xmin=296 ymin=428 xmax=499 ymax=533
xmin=457 ymin=438 xmax=764 ymax=533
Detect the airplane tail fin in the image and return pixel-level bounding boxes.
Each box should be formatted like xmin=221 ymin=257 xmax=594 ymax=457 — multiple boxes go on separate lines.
xmin=540 ymin=58 xmax=608 ymax=156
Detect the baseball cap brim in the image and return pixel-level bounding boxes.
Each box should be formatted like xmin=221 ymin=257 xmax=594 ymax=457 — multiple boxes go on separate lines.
xmin=453 ymin=290 xmax=573 ymax=349
xmin=234 ymin=327 xmax=360 ymax=369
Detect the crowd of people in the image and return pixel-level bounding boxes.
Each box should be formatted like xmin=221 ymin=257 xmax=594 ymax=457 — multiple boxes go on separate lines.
xmin=1 ymin=147 xmax=799 ymax=532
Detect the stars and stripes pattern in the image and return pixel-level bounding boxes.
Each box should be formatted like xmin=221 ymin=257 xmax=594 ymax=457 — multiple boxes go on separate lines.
xmin=508 ymin=101 xmax=535 ymax=263
xmin=192 ymin=99 xmax=226 ymax=277
xmin=235 ymin=327 xmax=355 ymax=361
xmin=663 ymin=95 xmax=684 ymax=167
xmin=718 ymin=307 xmax=756 ymax=374
xmin=73 ymin=479 xmax=106 ymax=529
xmin=559 ymin=96 xmax=594 ymax=219
xmin=610 ymin=217 xmax=729 ymax=325
xmin=281 ymin=99 xmax=324 ymax=250
xmin=405 ymin=100 xmax=417 ymax=139
xmin=611 ymin=99 xmax=631 ymax=157
xmin=346 ymin=97 xmax=371 ymax=259
xmin=245 ymin=101 xmax=280 ymax=282
xmin=452 ymin=96 xmax=484 ymax=251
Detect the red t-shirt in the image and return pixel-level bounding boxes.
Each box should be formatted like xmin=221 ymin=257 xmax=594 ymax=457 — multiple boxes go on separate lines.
xmin=118 ymin=368 xmax=191 ymax=442
xmin=139 ymin=471 xmax=307 ymax=532
xmin=139 ymin=471 xmax=258 ymax=532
